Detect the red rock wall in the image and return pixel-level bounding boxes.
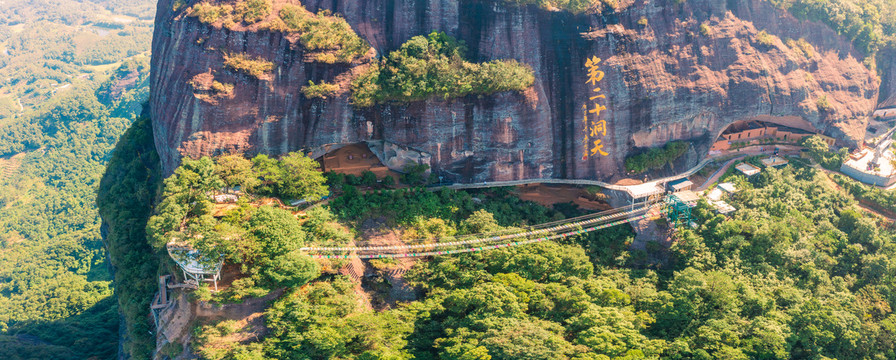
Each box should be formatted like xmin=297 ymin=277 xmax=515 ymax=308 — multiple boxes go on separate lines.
xmin=150 ymin=0 xmax=879 ymax=182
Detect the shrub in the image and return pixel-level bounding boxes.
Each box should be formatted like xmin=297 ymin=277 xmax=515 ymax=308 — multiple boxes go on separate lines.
xmin=816 ymin=94 xmax=833 ymax=112
xmin=360 ymin=170 xmax=378 ymax=187
xmin=624 ymin=141 xmax=690 ymax=174
xmin=351 ymin=32 xmax=534 ymax=106
xmin=172 ymin=0 xmax=186 ymax=11
xmin=301 ymin=80 xmax=339 ymax=99
xmin=211 ymin=81 xmax=234 ymax=95
xmin=786 ymin=38 xmax=815 ymax=58
xmin=223 ymin=53 xmax=275 ymax=79
xmin=699 ymin=23 xmax=712 ymax=36
xmin=279 ymin=4 xmax=369 ymax=63
xmin=400 ymin=163 xmax=431 ymax=185
xmin=190 ymin=2 xmax=231 ymax=24
xmin=637 ymin=17 xmax=648 ymax=26
xmin=756 ymin=30 xmax=777 ymax=46
xmin=235 ymin=0 xmax=271 ymax=24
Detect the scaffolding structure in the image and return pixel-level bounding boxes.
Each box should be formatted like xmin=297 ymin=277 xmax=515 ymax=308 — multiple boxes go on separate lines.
xmin=665 ymin=193 xmax=694 ymax=230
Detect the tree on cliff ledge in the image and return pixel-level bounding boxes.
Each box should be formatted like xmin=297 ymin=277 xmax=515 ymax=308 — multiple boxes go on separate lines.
xmin=277 ymin=152 xmax=328 ymax=202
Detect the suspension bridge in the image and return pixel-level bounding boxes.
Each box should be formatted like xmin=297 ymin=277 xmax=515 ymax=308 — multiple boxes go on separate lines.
xmin=301 ymin=193 xmax=694 ymax=259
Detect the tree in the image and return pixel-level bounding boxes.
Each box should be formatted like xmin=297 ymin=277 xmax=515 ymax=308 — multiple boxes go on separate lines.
xmin=146 ymin=156 xmax=222 ymax=248
xmin=360 ymin=170 xmax=378 ymax=187
xmin=461 ymin=209 xmax=501 ymax=234
xmin=381 ymin=174 xmax=395 ymax=187
xmin=264 ymin=250 xmax=320 ymax=288
xmin=401 ymin=163 xmax=430 ymax=185
xmin=250 ymin=154 xmax=283 ymax=195
xmin=279 ymin=152 xmax=329 ymax=201
xmin=247 ymin=206 xmax=307 ymax=258
xmin=800 ymin=135 xmax=843 ymax=170
xmin=215 ymin=154 xmax=257 ymax=191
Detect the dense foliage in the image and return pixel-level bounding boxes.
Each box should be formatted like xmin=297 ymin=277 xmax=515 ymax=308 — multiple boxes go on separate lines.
xmin=351 ymin=32 xmax=535 ymax=107
xmin=146 ymin=153 xmax=337 ymax=302
xmin=801 ymin=135 xmax=848 ymax=170
xmin=190 ymin=159 xmax=896 ymax=360
xmin=96 ymin=116 xmax=164 ymax=359
xmin=624 ymin=141 xmax=690 ymax=174
xmin=194 ymin=185 xmax=639 ymax=360
xmin=0 ymin=0 xmax=153 ymax=118
xmin=833 ymin=173 xmax=896 ymax=214
xmin=0 ymin=1 xmax=153 ymax=357
xmin=0 ymin=66 xmax=150 ymax=358
xmin=768 ymin=0 xmax=896 ymax=55
xmin=665 ymin=165 xmax=896 ymax=359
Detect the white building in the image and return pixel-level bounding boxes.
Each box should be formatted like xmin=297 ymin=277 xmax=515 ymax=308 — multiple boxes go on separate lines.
xmin=841 ymin=139 xmax=896 ymax=187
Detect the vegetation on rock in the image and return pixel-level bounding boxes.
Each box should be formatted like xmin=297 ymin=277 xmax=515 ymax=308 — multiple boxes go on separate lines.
xmin=786 ymin=37 xmax=816 ymax=58
xmin=351 ymin=32 xmax=535 ymax=107
xmin=277 ymin=4 xmax=370 ymax=63
xmin=769 ymin=0 xmax=896 ymax=55
xmin=624 ymin=141 xmax=690 ymax=174
xmin=223 ymin=52 xmax=275 ymax=79
xmin=498 ymin=0 xmax=617 ymax=14
xmin=96 ymin=116 xmax=163 ymax=359
xmin=188 ymin=1 xmax=369 ymax=64
xmin=301 ymin=80 xmax=339 ymax=99
xmin=188 ymin=0 xmax=272 ymax=26
xmin=755 ymin=30 xmax=778 ymax=46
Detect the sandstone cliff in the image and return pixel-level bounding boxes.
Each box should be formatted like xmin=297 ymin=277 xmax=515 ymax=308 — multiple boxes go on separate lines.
xmin=151 ymin=0 xmax=879 ymax=183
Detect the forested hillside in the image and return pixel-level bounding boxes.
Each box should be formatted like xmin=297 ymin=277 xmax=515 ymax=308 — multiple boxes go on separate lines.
xmin=3 ymin=0 xmax=896 ymax=359
xmin=182 ymin=158 xmax=896 ymax=360
xmin=0 ymin=0 xmax=154 ymax=358
xmin=768 ymin=0 xmax=896 ymax=56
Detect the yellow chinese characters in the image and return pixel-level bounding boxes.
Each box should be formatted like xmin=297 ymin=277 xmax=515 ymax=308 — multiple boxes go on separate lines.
xmin=582 ymin=56 xmax=610 ymax=160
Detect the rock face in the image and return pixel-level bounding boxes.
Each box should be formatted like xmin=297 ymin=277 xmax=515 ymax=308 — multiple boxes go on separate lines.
xmin=878 ymin=48 xmax=896 ymax=109
xmin=151 ymin=0 xmax=879 ymax=182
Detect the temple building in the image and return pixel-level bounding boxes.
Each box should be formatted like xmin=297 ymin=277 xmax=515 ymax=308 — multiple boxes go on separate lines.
xmin=710 ymin=121 xmax=835 ymax=152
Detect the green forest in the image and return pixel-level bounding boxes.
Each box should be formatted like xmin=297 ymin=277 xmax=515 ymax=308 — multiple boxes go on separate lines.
xmin=0 ymin=0 xmax=154 ymax=358
xmin=0 ymin=0 xmax=153 ymax=118
xmin=174 ymin=154 xmax=896 ymax=360
xmin=4 ymin=0 xmax=896 ymax=359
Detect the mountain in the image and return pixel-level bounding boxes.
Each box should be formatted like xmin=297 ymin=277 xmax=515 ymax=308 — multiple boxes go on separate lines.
xmin=150 ymin=0 xmax=879 ymax=183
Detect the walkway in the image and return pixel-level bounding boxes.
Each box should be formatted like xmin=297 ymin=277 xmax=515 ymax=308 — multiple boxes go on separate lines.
xmin=438 ymin=158 xmax=714 ymax=193
xmin=302 ymin=199 xmax=669 ymax=259
xmin=696 ymin=156 xmax=744 ymax=191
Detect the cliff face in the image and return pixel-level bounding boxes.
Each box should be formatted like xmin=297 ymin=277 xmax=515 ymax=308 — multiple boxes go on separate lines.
xmin=879 ymin=48 xmax=896 ymax=109
xmin=151 ymin=0 xmax=879 ymax=182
